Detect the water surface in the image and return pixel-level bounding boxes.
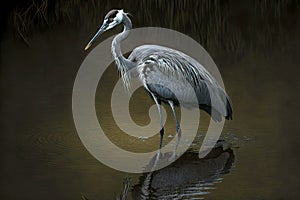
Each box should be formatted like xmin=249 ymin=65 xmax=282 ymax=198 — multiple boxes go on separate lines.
xmin=1 ymin=1 xmax=300 ymax=199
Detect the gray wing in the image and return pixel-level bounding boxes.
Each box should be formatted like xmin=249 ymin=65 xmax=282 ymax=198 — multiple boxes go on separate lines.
xmin=129 ymin=45 xmax=233 ymax=121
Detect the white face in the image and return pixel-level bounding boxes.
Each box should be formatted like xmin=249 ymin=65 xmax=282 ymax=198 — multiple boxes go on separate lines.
xmin=104 ymin=10 xmax=124 ymax=31
xmin=84 ymin=9 xmax=125 ymax=50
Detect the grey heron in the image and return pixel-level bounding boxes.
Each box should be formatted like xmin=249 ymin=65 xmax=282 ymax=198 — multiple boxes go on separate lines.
xmin=85 ymin=9 xmax=232 ymax=154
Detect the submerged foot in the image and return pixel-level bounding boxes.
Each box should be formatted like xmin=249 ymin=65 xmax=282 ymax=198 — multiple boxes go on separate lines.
xmin=168 ymin=152 xmax=177 ymax=162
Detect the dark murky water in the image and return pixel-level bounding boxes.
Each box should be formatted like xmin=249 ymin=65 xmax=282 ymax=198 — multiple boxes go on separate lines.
xmin=1 ymin=1 xmax=300 ymax=199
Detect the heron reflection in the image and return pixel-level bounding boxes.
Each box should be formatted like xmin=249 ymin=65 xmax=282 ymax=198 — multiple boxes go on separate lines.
xmin=116 ymin=140 xmax=234 ymax=200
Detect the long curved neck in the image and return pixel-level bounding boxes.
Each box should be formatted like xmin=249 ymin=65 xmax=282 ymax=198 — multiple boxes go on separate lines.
xmin=111 ymin=14 xmax=133 ymax=71
xmin=111 ymin=14 xmax=134 ymax=90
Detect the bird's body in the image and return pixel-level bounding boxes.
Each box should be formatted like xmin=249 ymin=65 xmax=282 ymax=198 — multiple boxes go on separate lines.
xmin=85 ymin=9 xmax=232 ymax=154
xmin=128 ymin=44 xmax=232 ymax=121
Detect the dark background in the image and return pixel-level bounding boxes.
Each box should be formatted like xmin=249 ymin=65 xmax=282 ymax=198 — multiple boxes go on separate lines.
xmin=1 ymin=0 xmax=300 ymax=199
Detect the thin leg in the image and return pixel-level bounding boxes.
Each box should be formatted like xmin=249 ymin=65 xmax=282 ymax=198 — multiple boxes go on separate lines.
xmin=151 ymin=93 xmax=164 ymax=149
xmin=168 ymin=100 xmax=182 ymax=158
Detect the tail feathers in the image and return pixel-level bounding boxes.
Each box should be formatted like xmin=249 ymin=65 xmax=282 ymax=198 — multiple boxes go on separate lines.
xmin=199 ymin=104 xmax=222 ymax=122
xmin=199 ymin=97 xmax=233 ymax=122
xmin=225 ymin=97 xmax=233 ymax=120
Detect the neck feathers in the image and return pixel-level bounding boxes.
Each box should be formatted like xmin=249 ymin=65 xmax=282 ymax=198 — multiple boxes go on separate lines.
xmin=111 ymin=14 xmax=133 ymax=90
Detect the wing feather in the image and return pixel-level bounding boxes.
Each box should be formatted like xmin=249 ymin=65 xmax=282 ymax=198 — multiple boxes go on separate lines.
xmin=129 ymin=45 xmax=233 ymax=120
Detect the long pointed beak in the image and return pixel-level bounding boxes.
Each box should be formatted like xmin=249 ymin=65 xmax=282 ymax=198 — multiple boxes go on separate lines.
xmin=84 ymin=26 xmax=105 ymax=51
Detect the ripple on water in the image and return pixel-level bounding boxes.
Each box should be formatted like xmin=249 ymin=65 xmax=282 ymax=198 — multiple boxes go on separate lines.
xmin=20 ymin=122 xmax=91 ymax=170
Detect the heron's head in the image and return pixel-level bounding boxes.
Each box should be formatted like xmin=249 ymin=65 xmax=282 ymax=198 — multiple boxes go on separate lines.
xmin=84 ymin=9 xmax=126 ymax=50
